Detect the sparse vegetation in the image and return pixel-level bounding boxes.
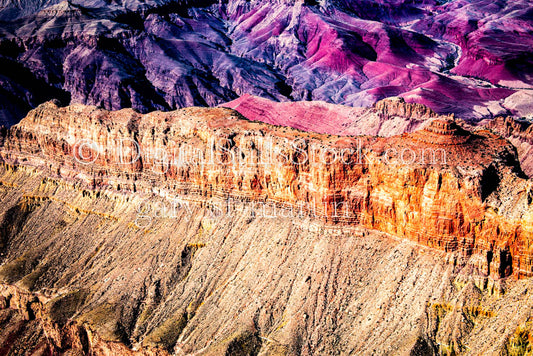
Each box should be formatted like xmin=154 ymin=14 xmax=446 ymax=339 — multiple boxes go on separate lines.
xmin=0 ymin=254 xmax=39 ymax=284
xmin=429 ymin=302 xmax=495 ymax=355
xmin=462 ymin=305 xmax=495 ymax=319
xmin=144 ymin=311 xmax=188 ymax=351
xmin=187 ymin=242 xmax=206 ymax=248
xmin=47 ymin=289 xmax=89 ymax=325
xmin=507 ymin=323 xmax=533 ymax=356
xmin=18 ymin=265 xmax=45 ymax=290
xmin=78 ymin=303 xmax=124 ymax=342
xmin=226 ymin=331 xmax=262 ymax=356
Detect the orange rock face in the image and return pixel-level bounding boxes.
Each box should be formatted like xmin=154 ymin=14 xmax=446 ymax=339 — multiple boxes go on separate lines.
xmin=2 ymin=101 xmax=533 ymax=279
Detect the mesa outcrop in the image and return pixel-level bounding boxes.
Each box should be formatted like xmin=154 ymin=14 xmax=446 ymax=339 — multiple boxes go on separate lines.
xmin=2 ymin=101 xmax=533 ymax=280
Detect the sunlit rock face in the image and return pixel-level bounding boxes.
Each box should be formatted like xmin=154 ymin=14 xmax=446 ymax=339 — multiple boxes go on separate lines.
xmin=3 ymin=101 xmax=533 ymax=280
xmin=2 ymin=102 xmax=533 ymax=354
xmin=0 ymin=0 xmax=532 ymax=125
xmin=485 ymin=116 xmax=533 ymax=178
xmin=222 ymin=95 xmax=533 ymax=180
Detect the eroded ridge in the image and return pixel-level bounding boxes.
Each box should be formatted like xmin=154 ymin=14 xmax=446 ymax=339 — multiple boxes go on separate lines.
xmin=1 ymin=101 xmax=533 ymax=279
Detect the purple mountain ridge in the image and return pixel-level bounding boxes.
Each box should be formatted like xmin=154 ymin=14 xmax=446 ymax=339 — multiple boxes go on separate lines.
xmin=0 ymin=0 xmax=532 ymax=126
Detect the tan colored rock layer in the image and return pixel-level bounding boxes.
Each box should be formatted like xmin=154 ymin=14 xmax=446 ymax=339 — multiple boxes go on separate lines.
xmin=373 ymin=96 xmax=441 ymax=122
xmin=2 ymin=101 xmax=533 ymax=279
xmin=0 ymin=163 xmax=533 ymax=355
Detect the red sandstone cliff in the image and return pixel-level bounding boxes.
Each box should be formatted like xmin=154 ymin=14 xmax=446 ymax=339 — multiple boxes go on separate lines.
xmin=1 ymin=101 xmax=532 ymax=280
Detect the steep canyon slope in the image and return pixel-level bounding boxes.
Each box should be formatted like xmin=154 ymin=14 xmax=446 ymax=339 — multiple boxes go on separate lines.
xmin=1 ymin=102 xmax=533 ymax=354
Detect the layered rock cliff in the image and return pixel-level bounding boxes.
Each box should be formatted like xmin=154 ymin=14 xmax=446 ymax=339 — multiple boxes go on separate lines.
xmin=4 ymin=166 xmax=533 ymax=355
xmin=2 ymin=102 xmax=533 ymax=354
xmin=223 ymin=95 xmax=533 ymax=180
xmin=485 ymin=116 xmax=533 ymax=178
xmin=2 ymin=100 xmax=533 ymax=280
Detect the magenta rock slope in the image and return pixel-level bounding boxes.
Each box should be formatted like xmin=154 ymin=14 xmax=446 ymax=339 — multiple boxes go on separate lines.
xmin=0 ymin=0 xmax=532 ymax=125
xmin=222 ymin=94 xmax=439 ymax=136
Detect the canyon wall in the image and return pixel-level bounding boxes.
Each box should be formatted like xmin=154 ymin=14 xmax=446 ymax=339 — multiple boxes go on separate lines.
xmin=2 ymin=102 xmax=533 ymax=354
xmin=2 ymin=100 xmax=533 ymax=280
xmin=1 ymin=163 xmax=533 ymax=355
xmin=485 ymin=116 xmax=533 ymax=178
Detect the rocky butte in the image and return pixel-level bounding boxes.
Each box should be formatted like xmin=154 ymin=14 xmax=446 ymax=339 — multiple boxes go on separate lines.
xmin=1 ymin=101 xmax=533 ymax=354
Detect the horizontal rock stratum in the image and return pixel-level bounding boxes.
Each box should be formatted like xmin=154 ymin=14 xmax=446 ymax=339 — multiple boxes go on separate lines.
xmin=2 ymin=100 xmax=533 ymax=280
xmin=3 ymin=102 xmax=533 ymax=354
